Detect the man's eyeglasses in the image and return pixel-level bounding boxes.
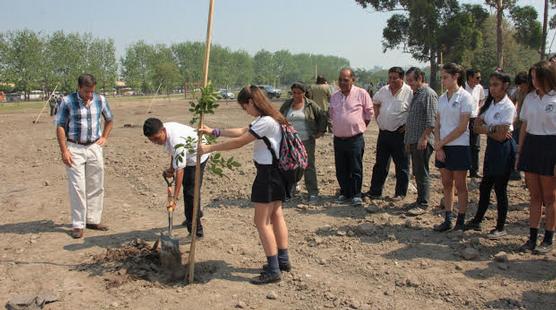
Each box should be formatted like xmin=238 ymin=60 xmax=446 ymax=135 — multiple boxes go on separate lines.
xmin=338 ymin=78 xmax=351 ymax=82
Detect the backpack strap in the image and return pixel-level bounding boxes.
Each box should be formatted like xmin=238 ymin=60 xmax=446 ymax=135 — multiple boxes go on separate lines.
xmin=261 ymin=136 xmax=279 ymax=163
xmin=249 ymin=120 xmax=280 ymax=163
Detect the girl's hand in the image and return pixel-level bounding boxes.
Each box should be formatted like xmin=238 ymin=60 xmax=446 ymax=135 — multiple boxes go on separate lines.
xmin=435 ymin=148 xmax=446 ymax=162
xmin=198 ymin=125 xmax=213 ymax=135
xmin=198 ymin=143 xmax=211 ymax=155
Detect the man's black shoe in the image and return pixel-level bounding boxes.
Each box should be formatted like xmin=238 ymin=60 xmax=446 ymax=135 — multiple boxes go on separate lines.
xmin=464 ymin=220 xmax=482 ymax=231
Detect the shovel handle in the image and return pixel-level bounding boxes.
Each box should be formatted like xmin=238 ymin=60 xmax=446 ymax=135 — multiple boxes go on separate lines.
xmin=168 ymin=208 xmax=174 ymax=237
xmin=163 ymin=172 xmax=175 ymax=187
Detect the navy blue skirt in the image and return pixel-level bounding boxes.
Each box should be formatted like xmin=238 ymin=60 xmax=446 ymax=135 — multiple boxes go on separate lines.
xmin=435 ymin=145 xmax=471 ymax=171
xmin=518 ymin=134 xmax=556 ymax=176
xmin=483 ymin=137 xmax=516 ymax=177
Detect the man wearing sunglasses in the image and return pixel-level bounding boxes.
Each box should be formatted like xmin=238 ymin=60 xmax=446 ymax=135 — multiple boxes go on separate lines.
xmin=329 ymin=68 xmax=373 ymax=206
xmin=465 ymin=68 xmax=486 ymax=178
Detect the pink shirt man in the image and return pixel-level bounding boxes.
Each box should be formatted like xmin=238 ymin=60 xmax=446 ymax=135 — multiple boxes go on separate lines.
xmin=329 ymin=85 xmax=374 ymax=137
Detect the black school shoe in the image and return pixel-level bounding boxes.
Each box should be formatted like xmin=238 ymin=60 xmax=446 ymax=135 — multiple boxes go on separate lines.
xmin=262 ymin=262 xmax=292 ymax=272
xmin=518 ymin=239 xmax=536 ymax=253
xmin=433 ymin=221 xmax=453 ymax=232
xmin=250 ymin=270 xmax=281 ymax=285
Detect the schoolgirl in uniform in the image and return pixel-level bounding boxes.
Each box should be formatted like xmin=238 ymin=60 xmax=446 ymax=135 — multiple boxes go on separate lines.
xmin=434 ymin=63 xmax=474 ymax=232
xmin=465 ymin=72 xmax=516 ymax=239
xmin=198 ymin=85 xmax=290 ymax=284
xmin=517 ymin=60 xmax=556 ymax=254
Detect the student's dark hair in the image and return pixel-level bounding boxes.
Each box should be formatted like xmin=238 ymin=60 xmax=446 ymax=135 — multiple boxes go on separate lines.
xmin=442 ymin=63 xmax=465 ymax=87
xmin=143 ymin=117 xmax=163 ymax=137
xmin=237 ymin=85 xmax=287 ymax=125
xmin=466 ymin=69 xmax=480 ymax=81
xmin=388 ymin=66 xmax=405 ymax=78
xmin=479 ymin=71 xmax=511 ymax=116
xmin=291 ymin=81 xmax=307 ymax=93
xmin=78 ymin=74 xmax=97 ymax=87
xmin=316 ymin=75 xmax=327 ymax=84
xmin=514 ymin=72 xmax=528 ymax=85
xmin=530 ymin=60 xmax=556 ymax=94
xmin=406 ymin=67 xmax=425 ymax=82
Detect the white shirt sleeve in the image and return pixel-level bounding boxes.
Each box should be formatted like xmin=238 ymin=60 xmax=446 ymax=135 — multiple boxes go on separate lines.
xmin=460 ymin=93 xmax=473 ymax=115
xmin=499 ymin=104 xmax=516 ymax=126
xmin=519 ymin=98 xmax=529 ymax=122
xmin=250 ymin=116 xmax=273 ymax=139
xmin=169 ymin=136 xmax=188 ymax=170
xmin=479 ymin=85 xmax=486 ymax=101
xmin=372 ymin=87 xmax=385 ymax=105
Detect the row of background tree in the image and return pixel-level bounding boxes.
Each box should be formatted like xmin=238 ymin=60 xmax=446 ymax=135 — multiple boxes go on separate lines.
xmin=0 ymin=1 xmax=552 ymax=99
xmin=0 ymin=30 xmax=349 ymax=99
xmin=355 ymin=0 xmax=551 ymax=90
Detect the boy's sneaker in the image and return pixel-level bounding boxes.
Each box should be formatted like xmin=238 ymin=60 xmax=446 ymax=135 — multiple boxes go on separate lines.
xmin=307 ymin=195 xmax=319 ymax=203
xmin=352 ymin=197 xmax=363 ymax=206
xmin=533 ymin=242 xmax=553 ymax=255
xmin=335 ymin=195 xmax=349 ymax=204
xmin=487 ymin=229 xmax=507 ymax=240
xmin=250 ymin=271 xmax=281 ymax=285
xmin=407 ymin=203 xmax=427 ymax=216
xmin=464 ymin=220 xmax=482 ymax=231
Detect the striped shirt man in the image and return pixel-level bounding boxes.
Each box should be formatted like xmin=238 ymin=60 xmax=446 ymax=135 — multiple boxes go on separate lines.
xmin=56 ymin=92 xmax=113 ymax=144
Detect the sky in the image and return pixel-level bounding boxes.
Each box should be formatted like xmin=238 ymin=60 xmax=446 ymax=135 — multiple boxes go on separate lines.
xmin=0 ymin=0 xmax=550 ymax=69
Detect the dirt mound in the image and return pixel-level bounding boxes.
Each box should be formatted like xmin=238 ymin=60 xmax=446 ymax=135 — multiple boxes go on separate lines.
xmin=75 ymin=239 xmax=172 ymax=287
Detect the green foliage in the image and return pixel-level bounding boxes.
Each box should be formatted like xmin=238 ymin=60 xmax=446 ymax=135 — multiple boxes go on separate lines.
xmin=510 ymin=5 xmax=542 ymax=50
xmin=0 ymin=30 xmax=118 ymax=98
xmin=174 ymin=83 xmax=241 ymax=177
xmin=188 ymin=83 xmax=219 ymax=125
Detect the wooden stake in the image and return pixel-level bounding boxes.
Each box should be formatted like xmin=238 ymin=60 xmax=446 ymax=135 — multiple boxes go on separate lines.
xmin=33 ymin=84 xmax=59 ymax=124
xmin=188 ymin=0 xmax=215 ymax=284
xmin=146 ymin=82 xmax=163 ymax=114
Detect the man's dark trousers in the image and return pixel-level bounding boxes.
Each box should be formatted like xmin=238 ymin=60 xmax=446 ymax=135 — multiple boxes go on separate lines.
xmin=369 ymin=130 xmax=409 ymax=197
xmin=334 ymin=134 xmax=364 ymax=198
xmin=409 ymin=143 xmax=433 ymax=207
xmin=183 ymin=161 xmax=206 ymax=236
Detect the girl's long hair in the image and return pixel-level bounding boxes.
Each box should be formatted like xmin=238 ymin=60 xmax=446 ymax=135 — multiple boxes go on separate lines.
xmin=479 ymin=71 xmax=511 ymax=116
xmin=237 ymin=85 xmax=288 ymax=125
xmin=531 ymin=60 xmax=556 ymax=94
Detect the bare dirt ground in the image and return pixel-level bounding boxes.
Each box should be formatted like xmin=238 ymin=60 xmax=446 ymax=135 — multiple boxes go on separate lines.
xmin=1 ymin=97 xmax=555 ymax=310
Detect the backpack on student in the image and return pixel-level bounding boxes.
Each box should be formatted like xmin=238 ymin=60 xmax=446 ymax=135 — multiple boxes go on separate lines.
xmin=260 ymin=123 xmax=308 ymax=198
xmin=262 ymin=123 xmax=308 ymax=171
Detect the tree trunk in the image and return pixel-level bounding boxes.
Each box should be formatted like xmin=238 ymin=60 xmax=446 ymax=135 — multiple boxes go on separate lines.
xmin=496 ymin=0 xmax=504 ymax=69
xmin=541 ymin=0 xmax=549 ymax=59
xmin=429 ymin=49 xmax=438 ymax=92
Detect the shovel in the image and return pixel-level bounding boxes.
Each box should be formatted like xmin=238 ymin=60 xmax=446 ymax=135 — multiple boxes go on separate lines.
xmin=158 ymin=173 xmax=182 ymax=275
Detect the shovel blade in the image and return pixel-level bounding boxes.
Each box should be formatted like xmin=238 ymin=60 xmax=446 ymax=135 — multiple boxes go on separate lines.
xmin=160 ymin=234 xmax=181 ymax=271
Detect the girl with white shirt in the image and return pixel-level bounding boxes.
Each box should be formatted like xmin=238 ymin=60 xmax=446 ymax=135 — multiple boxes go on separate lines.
xmin=198 ymin=86 xmax=290 ymax=284
xmin=517 ymin=61 xmax=556 ymax=254
xmin=434 ymin=63 xmax=474 ymax=232
xmin=465 ymin=72 xmax=516 ymax=239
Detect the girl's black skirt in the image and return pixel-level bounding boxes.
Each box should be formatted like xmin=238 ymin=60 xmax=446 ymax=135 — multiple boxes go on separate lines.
xmin=435 ymin=145 xmax=471 ymax=171
xmin=518 ymin=133 xmax=556 ymax=176
xmin=251 ymin=162 xmax=286 ymax=203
